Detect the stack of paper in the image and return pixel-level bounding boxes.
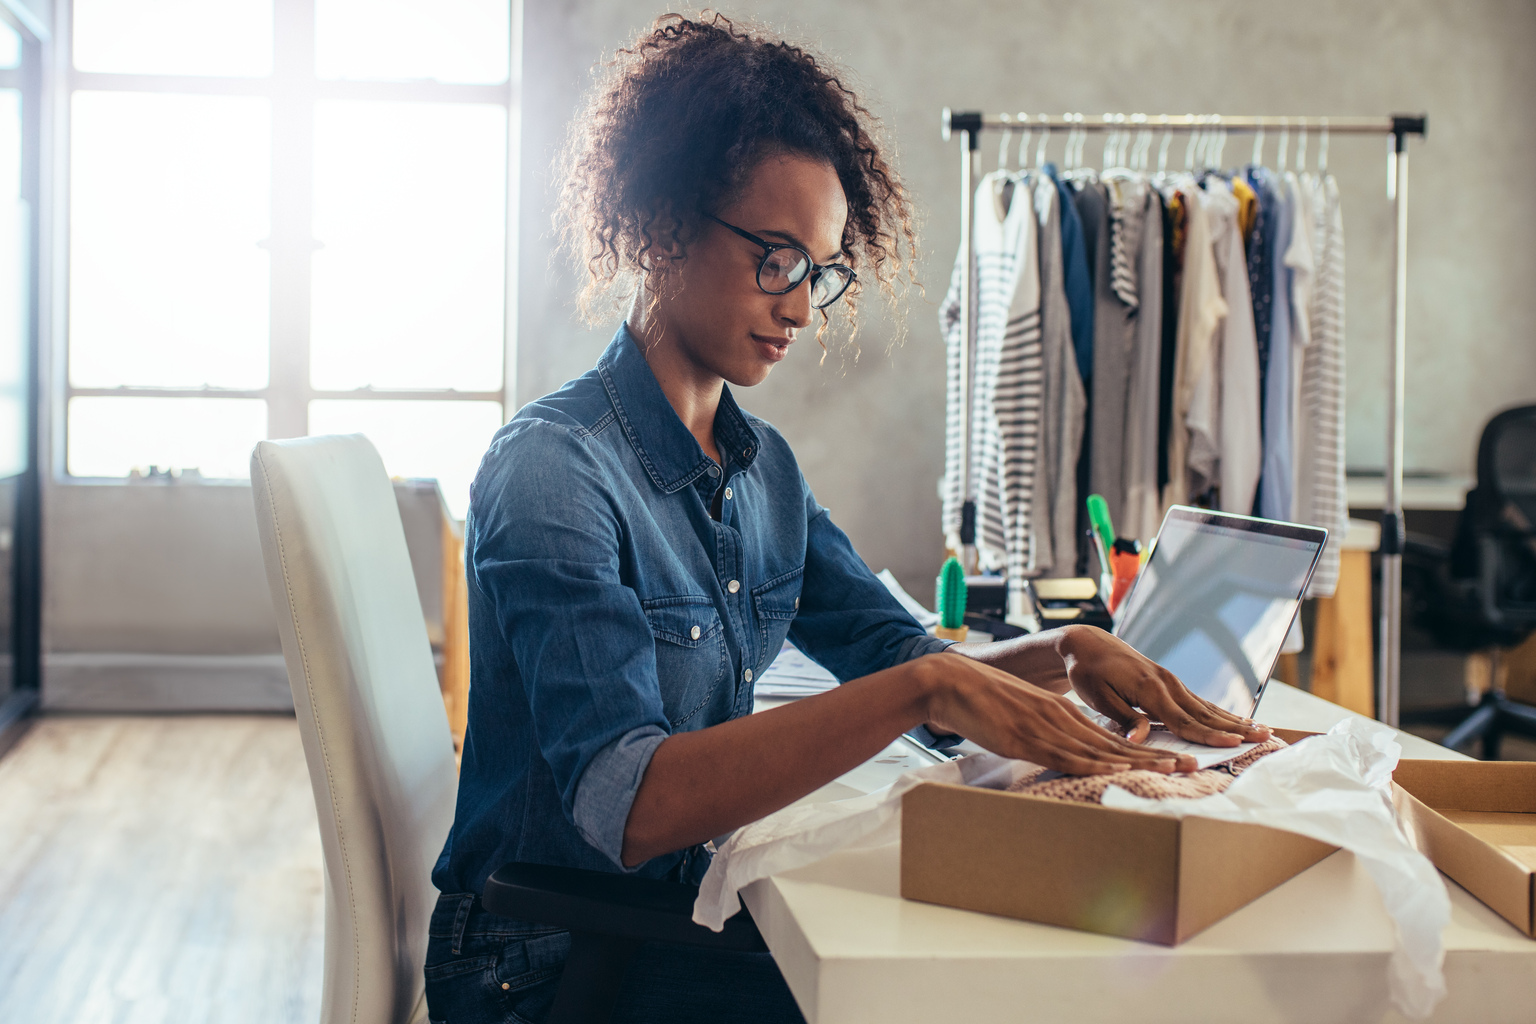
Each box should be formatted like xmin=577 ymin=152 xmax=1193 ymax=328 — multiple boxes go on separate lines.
xmin=754 ymin=570 xmax=939 ymax=700
xmin=754 ymin=642 xmax=840 ymax=698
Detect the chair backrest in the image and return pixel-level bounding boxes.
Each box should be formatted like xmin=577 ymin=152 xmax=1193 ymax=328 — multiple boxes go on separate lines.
xmin=251 ymin=435 xmax=457 ymax=1024
xmin=1479 ymin=404 xmax=1536 ymax=531
xmin=1446 ymin=406 xmax=1536 ymax=635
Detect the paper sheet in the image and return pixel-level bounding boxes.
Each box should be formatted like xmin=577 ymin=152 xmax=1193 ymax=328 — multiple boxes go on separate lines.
xmin=693 ymin=753 xmax=1034 ymax=931
xmin=1077 ymin=703 xmax=1260 ymax=768
xmin=1137 ymin=728 xmax=1261 ymax=769
xmin=753 ymin=642 xmax=839 ymax=698
xmin=1101 ymin=718 xmax=1450 ymax=1020
xmin=876 ymin=568 xmax=940 ymax=627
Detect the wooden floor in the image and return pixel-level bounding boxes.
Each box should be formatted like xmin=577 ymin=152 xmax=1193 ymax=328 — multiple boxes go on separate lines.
xmin=0 ymin=715 xmax=323 ymax=1024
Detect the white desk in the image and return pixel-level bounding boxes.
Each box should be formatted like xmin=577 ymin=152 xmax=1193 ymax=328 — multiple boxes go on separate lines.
xmin=744 ymin=682 xmax=1536 ymax=1024
xmin=1346 ymin=474 xmax=1472 ymax=512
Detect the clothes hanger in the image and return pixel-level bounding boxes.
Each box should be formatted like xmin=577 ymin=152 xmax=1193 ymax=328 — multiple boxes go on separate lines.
xmin=1016 ymin=114 xmax=1033 ymax=172
xmin=997 ymin=112 xmax=1014 ymax=174
xmin=1296 ymin=116 xmax=1308 ymax=176
xmin=1277 ymin=116 xmax=1289 ymax=173
xmin=1318 ymin=117 xmax=1330 ymax=175
xmin=1073 ymin=114 xmax=1088 ymax=173
xmin=1130 ymin=114 xmax=1151 ymax=172
xmin=1156 ymin=116 xmax=1173 ymax=177
xmin=1251 ymin=123 xmax=1265 ymax=168
xmin=1034 ymin=114 xmax=1051 ymax=171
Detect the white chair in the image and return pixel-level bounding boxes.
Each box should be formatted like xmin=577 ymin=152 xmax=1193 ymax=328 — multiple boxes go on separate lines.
xmin=251 ymin=435 xmax=457 ymax=1024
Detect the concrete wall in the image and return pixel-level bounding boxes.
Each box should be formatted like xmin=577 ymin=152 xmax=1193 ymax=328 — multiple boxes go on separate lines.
xmin=518 ymin=0 xmax=1536 ymax=602
xmin=41 ymin=481 xmax=449 ymax=710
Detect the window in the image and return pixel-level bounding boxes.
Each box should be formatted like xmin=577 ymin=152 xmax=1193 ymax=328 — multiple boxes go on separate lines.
xmin=64 ymin=1 xmax=515 ymax=516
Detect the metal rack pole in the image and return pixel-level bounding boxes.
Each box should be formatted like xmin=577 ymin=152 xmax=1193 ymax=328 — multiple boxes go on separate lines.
xmin=943 ymin=109 xmax=981 ymax=570
xmin=956 ymin=113 xmax=1418 ymax=136
xmin=1379 ymin=131 xmax=1412 ymax=728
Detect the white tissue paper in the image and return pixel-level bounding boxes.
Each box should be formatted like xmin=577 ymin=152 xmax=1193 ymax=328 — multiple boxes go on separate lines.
xmin=1101 ymin=717 xmax=1449 ymax=1020
xmin=694 ymin=717 xmax=1451 ymax=1021
xmin=693 ymin=752 xmax=1034 ymax=931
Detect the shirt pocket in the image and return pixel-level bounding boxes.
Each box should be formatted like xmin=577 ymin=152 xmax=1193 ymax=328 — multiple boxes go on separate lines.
xmin=642 ymin=596 xmax=728 ymax=729
xmin=752 ymin=566 xmax=804 ymax=669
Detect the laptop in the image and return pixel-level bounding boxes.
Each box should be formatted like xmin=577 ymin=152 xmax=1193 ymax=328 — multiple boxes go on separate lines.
xmin=1111 ymin=506 xmax=1328 ymax=718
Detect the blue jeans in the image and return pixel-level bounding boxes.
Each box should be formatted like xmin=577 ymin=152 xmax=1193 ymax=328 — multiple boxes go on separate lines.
xmin=424 ymin=893 xmax=807 ymax=1024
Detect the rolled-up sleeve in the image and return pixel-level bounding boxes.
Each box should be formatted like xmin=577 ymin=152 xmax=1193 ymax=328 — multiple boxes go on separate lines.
xmin=470 ymin=420 xmax=670 ymax=869
xmin=789 ymin=481 xmax=949 ymax=681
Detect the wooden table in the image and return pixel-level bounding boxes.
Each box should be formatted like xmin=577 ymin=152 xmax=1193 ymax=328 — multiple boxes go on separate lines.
xmin=1308 ymin=517 xmax=1381 ymax=716
xmin=744 ymin=682 xmax=1536 ymax=1024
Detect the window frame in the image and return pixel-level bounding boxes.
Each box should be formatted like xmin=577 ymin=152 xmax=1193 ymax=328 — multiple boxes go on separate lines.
xmin=54 ymin=0 xmax=518 ymax=482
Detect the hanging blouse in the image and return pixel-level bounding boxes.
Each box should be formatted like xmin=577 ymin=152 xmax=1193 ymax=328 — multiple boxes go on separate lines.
xmin=1296 ymin=173 xmax=1348 ymax=597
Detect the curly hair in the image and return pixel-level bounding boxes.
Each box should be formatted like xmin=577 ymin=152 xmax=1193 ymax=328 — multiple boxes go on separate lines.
xmin=555 ymin=11 xmax=918 ymax=355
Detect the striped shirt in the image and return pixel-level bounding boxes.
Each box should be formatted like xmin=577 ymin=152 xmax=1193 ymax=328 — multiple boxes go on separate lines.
xmin=940 ymin=171 xmax=1044 ymax=596
xmin=1296 ymin=174 xmax=1348 ymax=597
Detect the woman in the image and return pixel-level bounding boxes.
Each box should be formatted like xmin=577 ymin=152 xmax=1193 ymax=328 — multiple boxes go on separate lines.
xmin=425 ymin=14 xmax=1269 ymax=1024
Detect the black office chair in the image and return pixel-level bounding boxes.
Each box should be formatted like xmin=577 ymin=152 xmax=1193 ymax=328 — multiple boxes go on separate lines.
xmin=1401 ymin=404 xmax=1536 ymax=758
xmin=482 ymin=861 xmax=767 ymax=1024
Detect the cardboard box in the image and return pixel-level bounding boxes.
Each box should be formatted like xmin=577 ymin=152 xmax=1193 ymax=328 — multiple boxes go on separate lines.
xmin=1393 ymin=759 xmax=1536 ymax=937
xmin=901 ymin=729 xmax=1336 ymax=944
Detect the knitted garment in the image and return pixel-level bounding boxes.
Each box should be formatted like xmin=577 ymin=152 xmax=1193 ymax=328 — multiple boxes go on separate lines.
xmin=1006 ymin=736 xmax=1288 ymax=803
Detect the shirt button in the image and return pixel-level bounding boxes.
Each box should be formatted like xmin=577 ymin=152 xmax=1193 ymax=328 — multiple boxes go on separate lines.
xmin=724 ymin=486 xmax=733 ymax=500
xmin=744 ymin=669 xmax=754 ymax=683
xmin=690 ymin=625 xmax=701 ymax=640
xmin=727 ymin=579 xmax=740 ymax=594
xmin=794 ymin=597 xmax=799 ymax=609
xmin=708 ymin=464 xmax=721 ymax=478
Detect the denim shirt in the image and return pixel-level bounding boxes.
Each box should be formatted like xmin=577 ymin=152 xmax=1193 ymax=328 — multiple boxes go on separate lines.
xmin=431 ymin=325 xmax=950 ymax=895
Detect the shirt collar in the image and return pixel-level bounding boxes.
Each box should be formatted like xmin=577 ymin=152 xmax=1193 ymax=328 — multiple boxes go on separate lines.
xmin=597 ymin=324 xmax=760 ymax=495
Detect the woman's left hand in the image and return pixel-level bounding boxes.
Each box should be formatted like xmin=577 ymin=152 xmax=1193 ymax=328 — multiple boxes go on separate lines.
xmin=1057 ymin=625 xmax=1272 ymax=747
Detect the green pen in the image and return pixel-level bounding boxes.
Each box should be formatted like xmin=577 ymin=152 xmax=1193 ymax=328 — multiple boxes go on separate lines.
xmin=1086 ymin=493 xmax=1116 ymax=556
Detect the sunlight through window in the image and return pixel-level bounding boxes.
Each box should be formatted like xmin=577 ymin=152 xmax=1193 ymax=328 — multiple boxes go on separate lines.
xmin=68 ymin=397 xmax=268 ymax=479
xmin=309 ymin=400 xmax=503 ymax=518
xmin=73 ymin=0 xmax=273 ymax=77
xmin=315 ymin=0 xmax=509 ymax=83
xmin=64 ymin=2 xmax=514 ymax=508
xmin=69 ymin=92 xmax=271 ymax=390
xmin=310 ymin=101 xmax=506 ymax=392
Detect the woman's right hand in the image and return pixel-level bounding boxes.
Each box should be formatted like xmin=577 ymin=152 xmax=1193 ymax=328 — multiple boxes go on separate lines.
xmin=916 ymin=651 xmax=1197 ymax=775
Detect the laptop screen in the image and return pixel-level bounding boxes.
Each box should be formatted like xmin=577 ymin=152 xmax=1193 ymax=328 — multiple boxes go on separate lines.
xmin=1112 ymin=508 xmax=1327 ymax=716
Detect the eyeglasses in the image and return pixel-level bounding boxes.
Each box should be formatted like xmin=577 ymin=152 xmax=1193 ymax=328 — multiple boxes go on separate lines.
xmin=706 ymin=214 xmax=856 ymax=310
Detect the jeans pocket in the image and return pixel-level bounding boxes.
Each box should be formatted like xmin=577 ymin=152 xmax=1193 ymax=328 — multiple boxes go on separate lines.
xmin=424 ymin=928 xmax=571 ymax=1024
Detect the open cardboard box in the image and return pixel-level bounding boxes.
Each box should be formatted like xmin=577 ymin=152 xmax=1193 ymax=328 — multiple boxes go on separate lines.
xmin=900 ymin=729 xmax=1337 ymax=944
xmin=1393 ymin=759 xmax=1536 ymax=937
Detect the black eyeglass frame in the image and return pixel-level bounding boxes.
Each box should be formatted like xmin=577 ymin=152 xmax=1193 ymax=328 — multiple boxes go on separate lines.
xmin=705 ymin=214 xmax=856 ymax=310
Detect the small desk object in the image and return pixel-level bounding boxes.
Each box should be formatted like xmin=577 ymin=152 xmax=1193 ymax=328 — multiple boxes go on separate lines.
xmin=745 ymin=683 xmax=1536 ymax=1023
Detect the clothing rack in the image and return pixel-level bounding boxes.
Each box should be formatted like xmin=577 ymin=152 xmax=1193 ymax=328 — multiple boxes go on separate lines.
xmin=940 ymin=108 xmax=1428 ymax=728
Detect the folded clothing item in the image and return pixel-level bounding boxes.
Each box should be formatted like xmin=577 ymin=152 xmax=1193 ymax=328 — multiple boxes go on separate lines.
xmin=1007 ymin=736 xmax=1289 ymax=803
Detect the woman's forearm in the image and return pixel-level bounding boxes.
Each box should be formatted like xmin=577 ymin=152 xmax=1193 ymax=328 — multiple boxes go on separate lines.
xmin=948 ymin=625 xmax=1080 ymax=693
xmin=620 ymin=660 xmax=936 ymax=867
xmin=620 ymin=631 xmax=1218 ymax=866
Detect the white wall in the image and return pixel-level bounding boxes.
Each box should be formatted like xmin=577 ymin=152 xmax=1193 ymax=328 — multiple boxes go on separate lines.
xmin=39 ymin=0 xmax=1536 ymax=705
xmin=41 ymin=481 xmax=449 ymax=710
xmin=517 ymin=0 xmax=1536 ymax=602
